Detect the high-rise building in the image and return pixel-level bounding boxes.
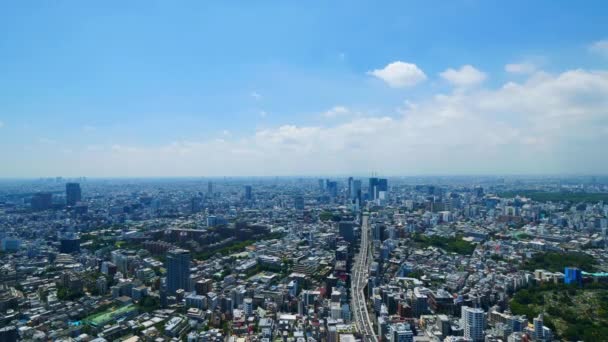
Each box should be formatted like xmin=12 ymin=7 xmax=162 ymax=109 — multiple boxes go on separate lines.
xmin=351 ymin=179 xmax=362 ymax=204
xmin=378 ymin=178 xmax=388 ymax=195
xmin=244 ymin=297 xmax=253 ymax=316
xmin=66 ymin=182 xmax=82 ymax=206
xmin=564 ymin=267 xmax=582 ymax=286
xmin=533 ymin=314 xmax=544 ymax=341
xmin=0 ymin=237 xmax=21 ymax=252
xmin=244 ymin=185 xmax=252 ymax=200
xmin=191 ymin=196 xmax=203 ymax=213
xmin=347 ymin=177 xmax=353 ymax=197
xmin=31 ymin=192 xmax=53 ymax=211
xmin=390 ymin=323 xmax=414 ymax=342
xmin=326 ymin=181 xmax=338 ymax=198
xmin=532 ymin=314 xmax=552 ymax=341
xmin=351 ymin=180 xmax=361 ymax=198
xmin=207 ymin=181 xmax=213 ymax=194
xmin=369 ymin=177 xmax=379 ymax=200
xmin=462 ymin=306 xmax=485 ymax=342
xmin=338 ymin=221 xmax=356 ymax=243
xmin=294 ymin=196 xmax=305 ymax=210
xmin=166 ymin=249 xmax=191 ymax=294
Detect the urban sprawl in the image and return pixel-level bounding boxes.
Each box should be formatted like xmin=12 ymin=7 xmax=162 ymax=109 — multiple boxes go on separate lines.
xmin=1 ymin=176 xmax=608 ymax=342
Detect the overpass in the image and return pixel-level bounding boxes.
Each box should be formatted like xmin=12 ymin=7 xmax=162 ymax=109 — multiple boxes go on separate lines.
xmin=350 ymin=214 xmax=378 ymax=342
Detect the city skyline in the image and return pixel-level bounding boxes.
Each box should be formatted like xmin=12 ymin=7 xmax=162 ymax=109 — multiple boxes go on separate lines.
xmin=1 ymin=1 xmax=608 ymax=177
xmin=2 ymin=2 xmax=608 ymax=340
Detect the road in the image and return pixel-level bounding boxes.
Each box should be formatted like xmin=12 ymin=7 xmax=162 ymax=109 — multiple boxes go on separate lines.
xmin=350 ymin=214 xmax=378 ymax=342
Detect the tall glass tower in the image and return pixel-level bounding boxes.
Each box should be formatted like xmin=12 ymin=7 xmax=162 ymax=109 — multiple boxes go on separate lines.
xmin=166 ymin=249 xmax=191 ymax=294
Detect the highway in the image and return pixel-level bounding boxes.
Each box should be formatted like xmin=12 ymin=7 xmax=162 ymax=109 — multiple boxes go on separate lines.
xmin=350 ymin=213 xmax=378 ymax=342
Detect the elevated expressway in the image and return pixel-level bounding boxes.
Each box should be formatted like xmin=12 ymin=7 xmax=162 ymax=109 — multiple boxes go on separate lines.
xmin=350 ymin=214 xmax=378 ymax=342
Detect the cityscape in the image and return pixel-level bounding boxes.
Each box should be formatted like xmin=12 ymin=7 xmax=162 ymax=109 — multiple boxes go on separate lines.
xmin=1 ymin=176 xmax=608 ymax=341
xmin=2 ymin=1 xmax=608 ymax=341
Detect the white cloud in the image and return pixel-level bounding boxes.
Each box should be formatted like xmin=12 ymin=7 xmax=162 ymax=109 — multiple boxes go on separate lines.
xmin=440 ymin=65 xmax=487 ymax=87
xmin=505 ymin=62 xmax=537 ymax=74
xmin=6 ymin=68 xmax=608 ymax=177
xmin=323 ymin=106 xmax=350 ymax=118
xmin=250 ymin=91 xmax=262 ymax=100
xmin=589 ymin=39 xmax=608 ymax=57
xmin=368 ymin=61 xmax=427 ymax=88
xmin=259 ymin=110 xmax=268 ymax=118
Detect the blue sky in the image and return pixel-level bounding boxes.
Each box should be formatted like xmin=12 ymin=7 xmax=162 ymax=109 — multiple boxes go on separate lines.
xmin=1 ymin=1 xmax=608 ymax=177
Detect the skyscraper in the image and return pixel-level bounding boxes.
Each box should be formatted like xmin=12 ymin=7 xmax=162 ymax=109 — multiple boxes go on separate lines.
xmin=244 ymin=185 xmax=252 ymax=200
xmin=166 ymin=249 xmax=191 ymax=294
xmin=533 ymin=314 xmax=544 ymax=341
xmin=369 ymin=177 xmax=379 ymax=200
xmin=378 ymin=178 xmax=388 ymax=194
xmin=351 ymin=180 xmax=362 ymax=204
xmin=347 ymin=177 xmax=353 ymax=198
xmin=207 ymin=181 xmax=213 ymax=194
xmin=66 ymin=183 xmax=81 ymax=206
xmin=327 ymin=181 xmax=338 ymax=198
xmin=294 ymin=196 xmax=305 ymax=210
xmin=191 ymin=196 xmax=203 ymax=213
xmin=564 ymin=267 xmax=582 ymax=286
xmin=462 ymin=306 xmax=485 ymax=342
xmin=390 ymin=323 xmax=414 ymax=342
xmin=31 ymin=192 xmax=53 ymax=211
xmin=338 ymin=221 xmax=356 ymax=243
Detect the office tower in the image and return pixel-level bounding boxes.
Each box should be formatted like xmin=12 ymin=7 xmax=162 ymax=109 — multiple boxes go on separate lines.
xmin=351 ymin=180 xmax=361 ymax=198
xmin=390 ymin=323 xmax=414 ymax=342
xmin=0 ymin=237 xmax=21 ymax=252
xmin=369 ymin=177 xmax=379 ymax=200
xmin=325 ymin=274 xmax=338 ymax=297
xmin=166 ymin=249 xmax=191 ymax=294
xmin=244 ymin=298 xmax=253 ymax=316
xmin=532 ymin=314 xmax=552 ymax=341
xmin=533 ymin=314 xmax=543 ymax=341
xmin=462 ymin=306 xmax=485 ymax=342
xmin=378 ymin=178 xmax=388 ymax=194
xmin=191 ymin=196 xmax=203 ymax=213
xmin=351 ymin=179 xmax=362 ymax=206
xmin=564 ymin=267 xmax=582 ymax=286
xmin=338 ymin=221 xmax=356 ymax=243
xmin=347 ymin=177 xmax=353 ymax=197
xmin=412 ymin=287 xmax=428 ymax=317
xmin=244 ymin=185 xmax=252 ymax=200
xmin=318 ymin=179 xmax=325 ymax=191
xmin=294 ymin=196 xmax=305 ymax=210
xmin=31 ymin=192 xmax=53 ymax=211
xmin=207 ymin=180 xmax=213 ymax=194
xmin=66 ymin=183 xmax=82 ymax=206
xmin=327 ymin=181 xmax=338 ymax=198
xmin=160 ymin=283 xmax=168 ymax=308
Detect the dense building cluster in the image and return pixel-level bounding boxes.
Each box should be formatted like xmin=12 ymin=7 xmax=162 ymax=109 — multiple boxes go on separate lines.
xmin=0 ymin=176 xmax=607 ymax=341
